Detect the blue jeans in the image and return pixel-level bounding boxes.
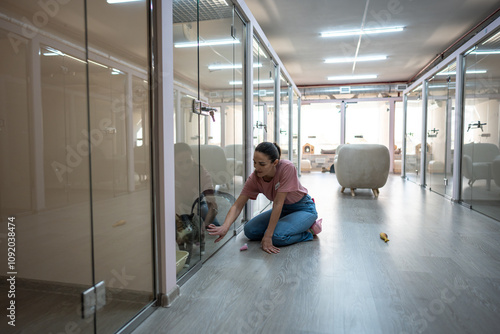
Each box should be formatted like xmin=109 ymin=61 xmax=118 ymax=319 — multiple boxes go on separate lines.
xmin=244 ymin=194 xmax=318 ymax=247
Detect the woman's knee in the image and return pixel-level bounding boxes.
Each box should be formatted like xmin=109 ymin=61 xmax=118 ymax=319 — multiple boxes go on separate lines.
xmin=244 ymin=223 xmax=262 ymax=240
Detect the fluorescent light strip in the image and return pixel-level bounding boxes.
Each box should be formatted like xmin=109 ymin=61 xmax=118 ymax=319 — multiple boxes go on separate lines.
xmin=470 ymin=50 xmax=500 ymax=55
xmin=436 ymin=70 xmax=487 ymax=75
xmin=321 ymin=26 xmax=404 ymax=38
xmin=325 ymin=55 xmax=387 ymax=63
xmin=175 ymin=39 xmax=240 ymax=48
xmin=230 ymin=79 xmax=274 ymax=85
xmin=111 ymin=68 xmax=124 ymax=75
xmin=208 ymin=63 xmax=262 ymax=70
xmin=88 ymin=60 xmax=108 ymax=69
xmin=328 ymin=74 xmax=378 ymax=81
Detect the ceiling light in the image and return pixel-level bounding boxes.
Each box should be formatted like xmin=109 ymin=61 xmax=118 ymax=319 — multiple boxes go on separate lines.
xmin=436 ymin=70 xmax=487 ymax=75
xmin=175 ymin=39 xmax=240 ymax=48
xmin=325 ymin=55 xmax=387 ymax=63
xmin=107 ymin=0 xmax=142 ymax=3
xmin=208 ymin=63 xmax=262 ymax=70
xmin=328 ymin=74 xmax=378 ymax=81
xmin=111 ymin=68 xmax=124 ymax=75
xmin=321 ymin=26 xmax=404 ymax=38
xmin=470 ymin=50 xmax=500 ymax=55
xmin=230 ymin=79 xmax=274 ymax=85
xmin=88 ymin=60 xmax=108 ymax=69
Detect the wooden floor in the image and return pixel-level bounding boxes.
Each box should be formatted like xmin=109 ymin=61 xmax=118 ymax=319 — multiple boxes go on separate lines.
xmin=132 ymin=173 xmax=500 ymax=334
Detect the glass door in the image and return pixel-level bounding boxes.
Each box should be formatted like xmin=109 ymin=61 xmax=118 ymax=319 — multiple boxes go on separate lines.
xmin=426 ymin=62 xmax=456 ymax=197
xmin=292 ymin=91 xmax=300 ymax=170
xmin=0 ymin=1 xmax=156 ymax=333
xmin=405 ymin=87 xmax=424 ymax=184
xmin=461 ymin=32 xmax=500 ymax=219
xmin=252 ymin=37 xmax=275 ymax=216
xmin=86 ymin=1 xmax=155 ymax=332
xmin=279 ymin=75 xmax=290 ymax=158
xmin=253 ymin=37 xmax=276 ymax=147
xmin=173 ymin=1 xmax=245 ymax=278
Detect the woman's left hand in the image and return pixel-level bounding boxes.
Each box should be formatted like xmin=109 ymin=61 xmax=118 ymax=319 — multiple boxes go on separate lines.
xmin=261 ymin=236 xmax=280 ymax=254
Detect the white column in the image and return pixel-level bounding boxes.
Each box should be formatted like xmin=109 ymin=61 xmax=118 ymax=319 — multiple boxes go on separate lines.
xmin=420 ymin=81 xmax=429 ymax=186
xmin=389 ymin=100 xmax=396 ymax=173
xmin=402 ymin=94 xmax=408 ymax=178
xmin=452 ymin=55 xmax=465 ymax=201
xmin=244 ymin=20 xmax=254 ymax=221
xmin=156 ymin=0 xmax=178 ymax=305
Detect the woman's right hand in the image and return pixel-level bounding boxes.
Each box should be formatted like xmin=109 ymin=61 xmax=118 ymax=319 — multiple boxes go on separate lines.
xmin=207 ymin=224 xmax=229 ymax=243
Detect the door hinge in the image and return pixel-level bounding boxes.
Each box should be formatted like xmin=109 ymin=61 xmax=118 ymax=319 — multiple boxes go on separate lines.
xmin=81 ymin=281 xmax=106 ymax=319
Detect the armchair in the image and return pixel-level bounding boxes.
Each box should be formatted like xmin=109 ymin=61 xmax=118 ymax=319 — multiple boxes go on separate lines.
xmin=334 ymin=144 xmax=390 ymax=197
xmin=462 ymin=142 xmax=500 ymax=190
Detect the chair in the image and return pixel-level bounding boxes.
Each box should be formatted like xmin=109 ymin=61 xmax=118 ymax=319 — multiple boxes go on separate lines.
xmin=334 ymin=144 xmax=390 ymax=197
xmin=224 ymin=144 xmax=244 ymax=176
xmin=462 ymin=142 xmax=500 ymax=190
xmin=190 ymin=145 xmax=234 ymax=188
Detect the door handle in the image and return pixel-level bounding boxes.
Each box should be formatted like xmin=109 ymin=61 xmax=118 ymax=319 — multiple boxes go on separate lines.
xmin=192 ymin=99 xmax=217 ymax=122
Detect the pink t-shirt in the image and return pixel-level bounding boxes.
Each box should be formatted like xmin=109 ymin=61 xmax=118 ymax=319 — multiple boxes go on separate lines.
xmin=241 ymin=159 xmax=307 ymax=204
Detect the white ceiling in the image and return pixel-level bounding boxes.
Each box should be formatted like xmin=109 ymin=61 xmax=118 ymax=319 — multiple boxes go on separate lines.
xmin=2 ymin=0 xmax=498 ymax=92
xmin=243 ymin=0 xmax=500 ymax=87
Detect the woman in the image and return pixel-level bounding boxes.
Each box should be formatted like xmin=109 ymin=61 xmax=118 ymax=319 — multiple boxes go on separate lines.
xmin=207 ymin=142 xmax=320 ymax=254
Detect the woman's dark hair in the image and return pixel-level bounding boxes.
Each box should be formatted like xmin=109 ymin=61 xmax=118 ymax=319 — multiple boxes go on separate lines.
xmin=255 ymin=142 xmax=281 ymax=162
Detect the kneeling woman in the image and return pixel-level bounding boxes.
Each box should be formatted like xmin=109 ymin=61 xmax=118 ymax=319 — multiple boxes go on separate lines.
xmin=207 ymin=142 xmax=319 ymax=254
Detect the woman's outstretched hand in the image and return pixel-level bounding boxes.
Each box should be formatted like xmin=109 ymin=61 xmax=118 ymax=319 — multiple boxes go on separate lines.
xmin=261 ymin=236 xmax=280 ymax=254
xmin=207 ymin=224 xmax=229 ymax=243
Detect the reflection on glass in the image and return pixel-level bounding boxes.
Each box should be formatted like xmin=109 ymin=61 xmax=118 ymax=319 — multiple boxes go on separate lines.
xmin=426 ymin=62 xmax=456 ymax=196
xmin=405 ymin=88 xmax=423 ymax=184
xmin=252 ymin=37 xmax=275 ymax=216
xmin=394 ymin=102 xmax=404 ymax=174
xmin=462 ymin=32 xmax=500 ymax=219
xmin=280 ymin=75 xmax=290 ymax=158
xmin=173 ymin=1 xmax=245 ymax=278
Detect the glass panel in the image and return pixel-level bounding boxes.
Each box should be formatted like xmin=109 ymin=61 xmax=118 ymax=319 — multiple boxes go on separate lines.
xmin=462 ymin=29 xmax=500 ymax=219
xmin=221 ymin=11 xmax=246 ymax=232
xmin=252 ymin=37 xmax=275 ymax=217
xmin=301 ymin=103 xmax=341 ymax=172
xmin=426 ymin=62 xmax=456 ymax=196
xmin=405 ymin=87 xmax=424 ymax=184
xmin=86 ymin=0 xmax=155 ymax=331
xmin=253 ymin=37 xmax=275 ymax=146
xmin=173 ymin=1 xmax=245 ymax=276
xmin=173 ymin=0 xmax=201 ymax=278
xmin=173 ymin=1 xmax=201 ymax=276
xmin=292 ymin=91 xmax=299 ymax=170
xmin=199 ymin=2 xmax=244 ymax=262
xmin=0 ymin=2 xmax=94 ymax=333
xmin=394 ymin=101 xmax=404 ymax=174
xmin=345 ymin=101 xmax=390 ymax=147
xmin=279 ymin=75 xmax=290 ymax=157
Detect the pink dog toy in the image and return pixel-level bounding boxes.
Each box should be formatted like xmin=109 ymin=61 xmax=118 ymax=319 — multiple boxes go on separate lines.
xmin=240 ymin=243 xmax=248 ymax=251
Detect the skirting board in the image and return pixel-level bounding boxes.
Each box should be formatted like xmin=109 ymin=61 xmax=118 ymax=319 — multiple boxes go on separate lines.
xmin=161 ymin=285 xmax=180 ymax=307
